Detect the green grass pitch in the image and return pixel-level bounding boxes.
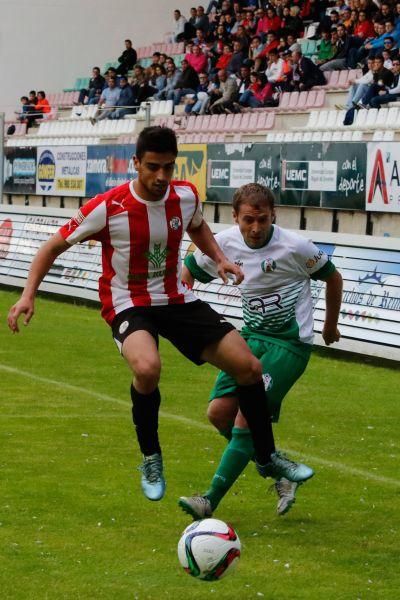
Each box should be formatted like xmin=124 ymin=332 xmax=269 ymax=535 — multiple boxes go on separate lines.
xmin=0 ymin=288 xmax=399 ymax=599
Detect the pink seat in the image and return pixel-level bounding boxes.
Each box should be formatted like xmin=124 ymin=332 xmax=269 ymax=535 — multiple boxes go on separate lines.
xmin=264 ymin=111 xmax=275 ymax=129
xmin=185 ymin=115 xmax=197 ymax=132
xmin=288 ymin=91 xmax=299 ymax=110
xmin=279 ymin=92 xmax=290 ymax=110
xmin=305 ymin=90 xmax=316 ymax=108
xmin=240 ymin=112 xmax=251 ymax=131
xmin=326 ymin=70 xmax=340 ymax=89
xmin=247 ymin=112 xmax=259 ymax=131
xmin=231 ymin=113 xmax=243 ymax=132
xmin=208 ymin=114 xmax=219 ymax=131
xmin=224 ymin=113 xmax=234 ymax=130
xmin=315 ymin=90 xmax=325 ymax=107
xmin=296 ymin=91 xmax=308 ymax=110
xmin=337 ymin=70 xmax=349 ymax=88
xmin=215 ymin=113 xmax=226 ymax=132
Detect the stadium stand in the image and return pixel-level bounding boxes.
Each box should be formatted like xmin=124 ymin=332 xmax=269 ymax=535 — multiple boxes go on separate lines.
xmin=5 ymin=2 xmax=400 ymax=147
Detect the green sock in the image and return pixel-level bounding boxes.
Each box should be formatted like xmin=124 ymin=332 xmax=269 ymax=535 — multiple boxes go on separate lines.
xmin=205 ymin=427 xmax=254 ymax=511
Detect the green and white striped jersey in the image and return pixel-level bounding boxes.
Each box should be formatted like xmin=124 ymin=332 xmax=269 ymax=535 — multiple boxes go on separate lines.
xmin=185 ymin=224 xmax=335 ymax=345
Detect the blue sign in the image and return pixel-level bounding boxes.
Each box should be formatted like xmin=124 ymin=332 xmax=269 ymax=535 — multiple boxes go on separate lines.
xmin=86 ymin=144 xmax=136 ymax=197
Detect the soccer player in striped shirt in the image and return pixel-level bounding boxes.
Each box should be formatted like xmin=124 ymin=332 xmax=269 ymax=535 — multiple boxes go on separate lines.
xmin=8 ymin=128 xmax=313 ymax=502
xmin=179 ymin=183 xmax=343 ymax=517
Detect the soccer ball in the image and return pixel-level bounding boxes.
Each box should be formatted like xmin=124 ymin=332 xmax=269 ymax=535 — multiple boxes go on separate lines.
xmin=177 ymin=518 xmax=241 ymax=581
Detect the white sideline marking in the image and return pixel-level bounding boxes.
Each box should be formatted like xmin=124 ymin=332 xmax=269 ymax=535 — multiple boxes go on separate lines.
xmin=1 ymin=363 xmax=399 ymax=488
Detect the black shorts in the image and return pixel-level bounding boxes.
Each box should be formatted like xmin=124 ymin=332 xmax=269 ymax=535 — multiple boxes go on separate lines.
xmin=111 ymin=300 xmax=235 ymax=365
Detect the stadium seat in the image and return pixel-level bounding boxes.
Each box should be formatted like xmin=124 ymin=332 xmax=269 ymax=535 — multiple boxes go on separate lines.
xmin=293 ymin=131 xmax=303 ymax=142
xmin=287 ymin=91 xmax=300 ymax=110
xmin=311 ymin=131 xmax=323 ymax=141
xmin=302 ymin=131 xmax=312 ymax=141
xmin=386 ymin=106 xmax=399 ymax=128
xmin=351 ymin=130 xmax=363 ymax=140
xmin=364 ymin=108 xmax=378 ymax=129
xmin=215 ymin=113 xmax=226 ymax=132
xmin=383 ymin=129 xmax=395 ymax=140
xmin=274 ymin=132 xmax=285 ymax=142
xmin=283 ymin=132 xmax=294 ymax=142
xmin=266 ymin=132 xmax=276 ymax=142
xmin=322 ymin=131 xmax=332 ymax=141
xmin=279 ymin=92 xmax=291 ymax=110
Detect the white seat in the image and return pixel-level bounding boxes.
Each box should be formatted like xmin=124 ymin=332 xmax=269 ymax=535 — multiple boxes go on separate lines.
xmin=283 ymin=132 xmax=294 ymax=142
xmin=383 ymin=129 xmax=395 ymax=141
xmin=325 ymin=110 xmax=338 ymax=129
xmin=342 ymin=130 xmax=352 ymax=141
xmin=311 ymin=131 xmax=323 ymax=141
xmin=150 ymin=101 xmax=160 ymax=116
xmin=315 ymin=110 xmax=329 ymax=129
xmin=293 ymin=131 xmax=303 ymax=142
xmin=372 ymin=130 xmax=384 ymax=141
xmin=364 ymin=108 xmax=378 ymax=129
xmin=387 ymin=106 xmax=399 ymax=128
xmin=322 ymin=131 xmax=332 ymax=141
xmin=375 ymin=108 xmax=389 ymax=129
xmin=351 ymin=130 xmax=363 ymax=141
xmin=304 ymin=111 xmax=319 ymax=129
xmin=274 ymin=132 xmax=284 ymax=142
xmin=335 ymin=110 xmax=346 ymax=129
xmin=332 ymin=131 xmax=343 ymax=141
xmin=352 ymin=109 xmax=369 ymax=129
xmin=163 ymin=100 xmax=173 ymax=115
xmin=303 ymin=131 xmax=312 ymax=141
xmin=266 ymin=132 xmax=276 ymax=142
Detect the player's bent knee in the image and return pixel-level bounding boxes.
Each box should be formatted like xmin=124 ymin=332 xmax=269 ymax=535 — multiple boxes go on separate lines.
xmin=131 ymin=357 xmax=161 ymax=388
xmin=207 ymin=397 xmax=237 ymax=430
xmin=234 ymin=356 xmax=263 ymax=385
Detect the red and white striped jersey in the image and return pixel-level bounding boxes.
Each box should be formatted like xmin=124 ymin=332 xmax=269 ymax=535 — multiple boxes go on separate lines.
xmin=59 ymin=180 xmax=201 ymax=324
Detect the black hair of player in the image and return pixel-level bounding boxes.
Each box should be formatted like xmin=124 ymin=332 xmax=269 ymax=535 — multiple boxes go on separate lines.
xmin=135 ymin=126 xmax=178 ymax=160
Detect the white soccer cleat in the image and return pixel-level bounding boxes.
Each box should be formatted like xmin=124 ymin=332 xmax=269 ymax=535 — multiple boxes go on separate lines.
xmin=275 ymin=477 xmax=299 ymax=515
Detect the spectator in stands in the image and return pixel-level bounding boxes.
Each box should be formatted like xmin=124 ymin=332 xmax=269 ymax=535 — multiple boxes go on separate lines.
xmin=184 ymin=72 xmax=215 ymax=114
xmin=216 ymin=43 xmax=233 ymax=70
xmin=194 ymin=28 xmax=208 ymax=49
xmin=185 ymin=43 xmax=209 ymax=72
xmin=291 ymin=50 xmax=326 ymax=90
xmin=194 ymin=5 xmax=210 ymax=33
xmin=263 ymin=7 xmax=282 ymax=34
xmin=242 ymin=10 xmax=256 ymax=35
xmin=237 ymin=64 xmax=251 ymax=95
xmin=254 ymin=32 xmax=279 ymax=71
xmin=343 ymin=56 xmax=375 ymax=110
xmin=320 ymin=9 xmax=341 ymax=33
xmin=116 ymin=40 xmax=137 ymax=76
xmin=315 ymin=30 xmax=337 ymax=66
xmin=353 ymin=10 xmax=375 ymax=40
xmin=248 ymin=35 xmax=264 ymax=61
xmin=77 ymin=67 xmax=105 ymax=105
xmin=237 ymin=71 xmax=273 ymax=108
xmin=209 ymin=68 xmax=238 ymax=113
xmin=265 ymin=49 xmax=285 ymax=86
xmin=90 ymin=76 xmax=121 ymax=123
xmin=173 ymin=9 xmax=187 ymax=41
xmin=366 ymin=19 xmax=400 ymax=55
xmin=108 ymin=76 xmax=135 ymax=119
xmin=29 ymin=90 xmax=38 ymax=106
xmin=167 ymin=59 xmax=200 ymax=105
xmin=35 ymin=91 xmax=51 ymax=118
xmin=154 ymin=59 xmax=181 ymax=100
xmin=233 ymin=25 xmax=250 ymax=52
xmin=227 ymin=40 xmax=245 ymax=75
xmin=16 ymin=96 xmax=37 ymax=129
xmin=151 ymin=52 xmax=161 ymax=67
xmin=283 ymin=5 xmax=304 ymax=38
xmin=320 ymin=23 xmax=353 ymax=71
xmin=154 ymin=65 xmax=167 ymax=92
xmin=367 ymin=57 xmax=400 ymax=107
xmin=357 ymin=53 xmax=395 ymax=106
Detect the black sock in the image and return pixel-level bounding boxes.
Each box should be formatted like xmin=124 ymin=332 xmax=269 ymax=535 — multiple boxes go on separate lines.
xmin=130 ymin=385 xmax=161 ymax=456
xmin=237 ymin=381 xmax=275 ymax=465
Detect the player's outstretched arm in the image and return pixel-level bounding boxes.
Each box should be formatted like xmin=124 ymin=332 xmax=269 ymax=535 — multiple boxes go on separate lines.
xmin=188 ymin=220 xmax=244 ymax=285
xmin=7 ymin=232 xmax=70 ymax=333
xmin=322 ymin=269 xmax=343 ymax=345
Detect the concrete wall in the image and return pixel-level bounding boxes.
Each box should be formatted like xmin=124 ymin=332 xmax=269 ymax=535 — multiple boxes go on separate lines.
xmin=0 ymin=0 xmax=197 ymax=120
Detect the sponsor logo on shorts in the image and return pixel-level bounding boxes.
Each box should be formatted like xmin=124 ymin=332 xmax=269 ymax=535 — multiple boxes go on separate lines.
xmin=169 ymin=216 xmax=181 ymax=230
xmin=119 ymin=320 xmax=129 ymax=335
xmin=261 ymin=258 xmax=276 ymax=273
xmin=262 ymin=373 xmax=273 ymax=391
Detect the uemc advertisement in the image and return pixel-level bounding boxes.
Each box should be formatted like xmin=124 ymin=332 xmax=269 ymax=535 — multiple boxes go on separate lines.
xmin=36 ymin=147 xmax=87 ymax=196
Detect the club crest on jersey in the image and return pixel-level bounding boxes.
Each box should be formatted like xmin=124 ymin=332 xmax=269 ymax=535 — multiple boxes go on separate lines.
xmin=235 ymin=259 xmax=243 ymax=267
xmin=262 ymin=373 xmax=273 ymax=391
xmin=169 ymin=216 xmax=181 ymax=230
xmin=119 ymin=321 xmax=129 ymax=335
xmin=261 ymin=258 xmax=276 ymax=273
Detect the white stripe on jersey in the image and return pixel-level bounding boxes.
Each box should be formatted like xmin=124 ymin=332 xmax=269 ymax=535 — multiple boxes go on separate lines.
xmin=146 ymin=202 xmax=170 ymax=305
xmin=109 ymin=211 xmax=133 ymax=315
xmin=65 ymin=201 xmax=107 ymax=245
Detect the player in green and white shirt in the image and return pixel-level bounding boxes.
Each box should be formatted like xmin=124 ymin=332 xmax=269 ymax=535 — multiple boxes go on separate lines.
xmin=179 ymin=183 xmax=342 ymax=517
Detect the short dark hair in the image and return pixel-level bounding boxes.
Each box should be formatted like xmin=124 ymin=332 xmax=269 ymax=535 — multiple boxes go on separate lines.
xmin=20 ymin=96 xmax=29 ymax=102
xmin=29 ymin=90 xmax=36 ymax=95
xmin=233 ymin=183 xmax=275 ymax=213
xmin=38 ymin=90 xmax=46 ymax=98
xmin=93 ymin=66 xmax=100 ymax=72
xmin=125 ymin=39 xmax=132 ymax=44
xmin=136 ymin=126 xmax=178 ymax=160
xmin=153 ymin=51 xmax=161 ymax=58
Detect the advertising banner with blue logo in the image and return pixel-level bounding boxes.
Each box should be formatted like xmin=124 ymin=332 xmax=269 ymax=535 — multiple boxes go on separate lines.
xmin=36 ymin=146 xmax=87 ymax=196
xmin=85 ymin=144 xmax=136 ymax=197
xmin=4 ymin=147 xmax=37 ymax=194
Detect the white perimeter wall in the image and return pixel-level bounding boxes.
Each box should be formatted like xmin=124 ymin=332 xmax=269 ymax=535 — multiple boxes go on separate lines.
xmin=0 ymin=0 xmax=197 ymax=120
